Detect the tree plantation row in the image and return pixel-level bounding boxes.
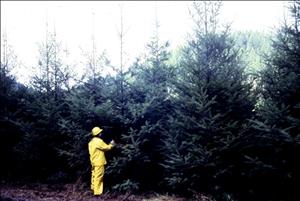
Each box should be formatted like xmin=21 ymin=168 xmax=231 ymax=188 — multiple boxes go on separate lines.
xmin=0 ymin=2 xmax=299 ymax=201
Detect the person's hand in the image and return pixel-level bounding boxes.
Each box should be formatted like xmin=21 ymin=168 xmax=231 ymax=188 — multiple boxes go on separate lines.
xmin=110 ymin=140 xmax=116 ymax=146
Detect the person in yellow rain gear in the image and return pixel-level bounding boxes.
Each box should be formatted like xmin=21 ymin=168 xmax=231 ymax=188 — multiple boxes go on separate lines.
xmin=88 ymin=126 xmax=115 ymax=196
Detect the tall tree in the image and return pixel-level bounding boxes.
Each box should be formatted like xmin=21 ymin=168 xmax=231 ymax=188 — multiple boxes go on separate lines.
xmin=0 ymin=30 xmax=31 ymax=180
xmin=112 ymin=3 xmax=131 ymax=117
xmin=249 ymin=1 xmax=300 ymax=200
xmin=0 ymin=30 xmax=17 ymax=114
xmin=259 ymin=1 xmax=300 ymax=135
xmin=56 ymin=11 xmax=118 ymax=183
xmin=19 ymin=22 xmax=73 ymax=181
xmin=106 ymin=10 xmax=174 ymax=192
xmin=160 ymin=1 xmax=256 ymax=197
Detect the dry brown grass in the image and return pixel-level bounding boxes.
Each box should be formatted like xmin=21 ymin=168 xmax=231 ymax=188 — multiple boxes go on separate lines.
xmin=0 ymin=184 xmax=214 ymax=201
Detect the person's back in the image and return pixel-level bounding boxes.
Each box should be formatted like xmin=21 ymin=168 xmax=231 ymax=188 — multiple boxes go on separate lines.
xmin=88 ymin=137 xmax=110 ymax=166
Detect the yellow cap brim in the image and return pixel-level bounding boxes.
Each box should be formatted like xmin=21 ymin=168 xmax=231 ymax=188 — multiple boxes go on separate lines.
xmin=93 ymin=129 xmax=103 ymax=136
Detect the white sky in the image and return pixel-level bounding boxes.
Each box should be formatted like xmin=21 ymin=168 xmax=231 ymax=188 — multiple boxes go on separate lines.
xmin=1 ymin=1 xmax=288 ymax=84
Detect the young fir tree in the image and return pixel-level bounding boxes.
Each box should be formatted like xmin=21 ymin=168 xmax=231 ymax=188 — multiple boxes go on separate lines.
xmin=21 ymin=25 xmax=72 ymax=181
xmin=259 ymin=1 xmax=300 ymax=136
xmin=160 ymin=1 xmax=256 ymax=197
xmin=57 ymin=25 xmax=116 ymax=182
xmin=206 ymin=1 xmax=300 ymax=200
xmin=109 ymin=3 xmax=132 ymax=119
xmin=243 ymin=1 xmax=300 ymax=200
xmin=106 ymin=16 xmax=174 ymax=192
xmin=0 ymin=31 xmax=32 ymax=180
xmin=0 ymin=30 xmax=19 ymax=116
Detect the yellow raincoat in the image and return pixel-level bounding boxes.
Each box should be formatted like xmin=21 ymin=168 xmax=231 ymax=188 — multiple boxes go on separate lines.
xmin=88 ymin=137 xmax=114 ymax=195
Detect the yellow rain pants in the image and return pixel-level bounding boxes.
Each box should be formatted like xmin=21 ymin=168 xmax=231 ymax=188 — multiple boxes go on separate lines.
xmin=88 ymin=137 xmax=113 ymax=195
xmin=91 ymin=166 xmax=104 ymax=195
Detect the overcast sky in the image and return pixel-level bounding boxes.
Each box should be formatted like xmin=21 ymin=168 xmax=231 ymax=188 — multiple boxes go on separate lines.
xmin=1 ymin=1 xmax=288 ymax=84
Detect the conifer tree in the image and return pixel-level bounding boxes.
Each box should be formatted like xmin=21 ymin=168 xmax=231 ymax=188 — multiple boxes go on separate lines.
xmin=160 ymin=1 xmax=256 ymax=196
xmin=0 ymin=30 xmax=19 ymax=115
xmin=106 ymin=14 xmax=174 ymax=192
xmin=56 ymin=22 xmax=115 ymax=181
xmin=0 ymin=31 xmax=30 ymax=180
xmin=20 ymin=24 xmax=73 ymax=181
xmin=205 ymin=1 xmax=300 ymax=200
xmin=243 ymin=1 xmax=300 ymax=199
xmin=259 ymin=1 xmax=300 ymax=136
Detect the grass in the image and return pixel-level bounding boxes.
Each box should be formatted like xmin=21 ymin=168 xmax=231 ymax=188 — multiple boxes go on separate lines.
xmin=0 ymin=183 xmax=215 ymax=201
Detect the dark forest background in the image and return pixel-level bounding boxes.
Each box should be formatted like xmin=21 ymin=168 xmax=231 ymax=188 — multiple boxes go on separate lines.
xmin=1 ymin=1 xmax=299 ymax=201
